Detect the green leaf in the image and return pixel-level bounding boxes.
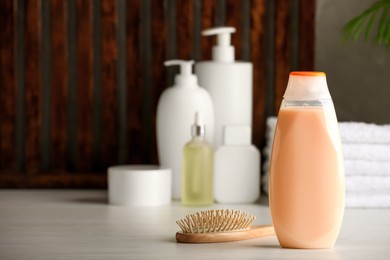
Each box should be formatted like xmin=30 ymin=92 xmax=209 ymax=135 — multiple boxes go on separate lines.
xmin=376 ymin=7 xmax=388 ymax=44
xmin=385 ymin=13 xmax=390 ymax=47
xmin=364 ymin=10 xmax=378 ymax=40
xmin=352 ymin=15 xmax=369 ymax=41
xmin=343 ymin=14 xmax=365 ymax=41
xmin=342 ymin=0 xmax=390 ymax=48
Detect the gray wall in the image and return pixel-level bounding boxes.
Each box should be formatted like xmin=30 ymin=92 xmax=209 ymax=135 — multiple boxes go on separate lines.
xmin=316 ymin=0 xmax=390 ymax=124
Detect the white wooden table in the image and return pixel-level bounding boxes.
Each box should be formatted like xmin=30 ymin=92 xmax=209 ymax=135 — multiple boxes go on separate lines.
xmin=0 ymin=190 xmax=389 ymax=259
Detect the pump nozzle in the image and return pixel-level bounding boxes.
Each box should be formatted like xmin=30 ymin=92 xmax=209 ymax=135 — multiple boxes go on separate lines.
xmin=202 ymin=27 xmax=236 ymax=62
xmin=164 ymin=60 xmax=197 ymax=86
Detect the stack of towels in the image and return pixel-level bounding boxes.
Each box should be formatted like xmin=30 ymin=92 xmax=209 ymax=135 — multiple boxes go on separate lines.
xmin=262 ymin=117 xmax=390 ymax=208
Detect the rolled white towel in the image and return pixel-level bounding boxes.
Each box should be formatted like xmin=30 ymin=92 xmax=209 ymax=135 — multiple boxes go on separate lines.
xmin=261 ymin=117 xmax=276 ymax=194
xmin=346 ymin=176 xmax=390 ymax=193
xmin=264 ymin=149 xmax=390 ymax=176
xmin=265 ymin=117 xmax=277 ymax=137
xmin=340 ymin=122 xmax=390 ymax=144
xmin=262 ymin=116 xmax=390 ymax=208
xmin=262 ymin=161 xmax=390 ymax=194
xmin=264 ymin=117 xmax=277 ymax=153
xmin=263 ymin=117 xmax=277 ymax=163
xmin=265 ymin=116 xmax=390 ymax=145
xmin=263 ymin=173 xmax=390 ymax=208
xmin=346 ymin=193 xmax=390 ymax=208
xmin=265 ymin=117 xmax=277 ymax=144
xmin=343 ymin=143 xmax=390 ymax=161
xmin=345 ymin=160 xmax=390 ymax=176
xmin=262 ymin=163 xmax=270 ymax=194
xmin=261 ymin=169 xmax=390 ymax=194
xmin=263 ymin=117 xmax=390 ymax=171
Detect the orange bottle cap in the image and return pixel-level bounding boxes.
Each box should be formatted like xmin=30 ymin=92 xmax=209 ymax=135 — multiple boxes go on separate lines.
xmin=290 ymin=71 xmax=326 ymax=77
xmin=284 ymin=71 xmax=330 ymax=100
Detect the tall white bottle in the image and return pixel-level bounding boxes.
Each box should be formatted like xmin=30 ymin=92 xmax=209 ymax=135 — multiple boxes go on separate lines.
xmin=195 ymin=27 xmax=253 ymax=148
xmin=214 ymin=125 xmax=260 ymax=203
xmin=157 ymin=60 xmax=214 ymax=200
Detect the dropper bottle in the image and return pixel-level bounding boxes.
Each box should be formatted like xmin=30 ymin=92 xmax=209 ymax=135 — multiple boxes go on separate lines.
xmin=182 ymin=111 xmax=214 ymax=206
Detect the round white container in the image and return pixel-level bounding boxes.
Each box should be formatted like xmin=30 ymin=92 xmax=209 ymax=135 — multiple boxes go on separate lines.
xmin=108 ymin=165 xmax=171 ymax=207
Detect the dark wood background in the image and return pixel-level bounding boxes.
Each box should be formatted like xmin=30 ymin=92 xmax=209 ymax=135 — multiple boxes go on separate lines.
xmin=0 ymin=0 xmax=314 ymax=188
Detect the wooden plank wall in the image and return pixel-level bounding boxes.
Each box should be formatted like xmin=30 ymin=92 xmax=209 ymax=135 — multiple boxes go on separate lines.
xmin=0 ymin=0 xmax=315 ymax=188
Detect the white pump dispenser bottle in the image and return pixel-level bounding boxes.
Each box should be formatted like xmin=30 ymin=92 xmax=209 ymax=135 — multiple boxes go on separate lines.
xmin=195 ymin=27 xmax=253 ymax=148
xmin=156 ymin=60 xmax=214 ymax=200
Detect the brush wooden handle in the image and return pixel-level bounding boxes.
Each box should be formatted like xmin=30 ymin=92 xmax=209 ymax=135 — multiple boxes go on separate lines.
xmin=176 ymin=225 xmax=275 ymax=243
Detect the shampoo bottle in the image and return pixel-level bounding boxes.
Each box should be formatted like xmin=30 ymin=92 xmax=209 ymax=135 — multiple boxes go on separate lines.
xmin=156 ymin=60 xmax=214 ymax=200
xmin=270 ymin=71 xmax=345 ymax=249
xmin=195 ymin=27 xmax=253 ymax=148
xmin=182 ymin=112 xmax=214 ymax=206
xmin=214 ymin=125 xmax=260 ymax=203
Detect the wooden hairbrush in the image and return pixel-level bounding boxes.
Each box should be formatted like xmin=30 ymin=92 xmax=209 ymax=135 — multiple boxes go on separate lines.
xmin=176 ymin=209 xmax=275 ymax=243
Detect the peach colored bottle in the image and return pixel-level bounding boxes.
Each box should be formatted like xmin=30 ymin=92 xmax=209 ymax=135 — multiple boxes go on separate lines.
xmin=270 ymin=71 xmax=345 ymax=249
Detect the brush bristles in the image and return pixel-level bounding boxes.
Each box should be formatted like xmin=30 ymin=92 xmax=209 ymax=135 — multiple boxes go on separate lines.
xmin=176 ymin=209 xmax=256 ymax=234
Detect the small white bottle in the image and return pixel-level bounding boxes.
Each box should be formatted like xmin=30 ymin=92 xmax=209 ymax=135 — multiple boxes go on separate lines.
xmin=182 ymin=112 xmax=214 ymax=206
xmin=214 ymin=125 xmax=260 ymax=203
xmin=156 ymin=60 xmax=214 ymax=200
xmin=195 ymin=27 xmax=253 ymax=148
